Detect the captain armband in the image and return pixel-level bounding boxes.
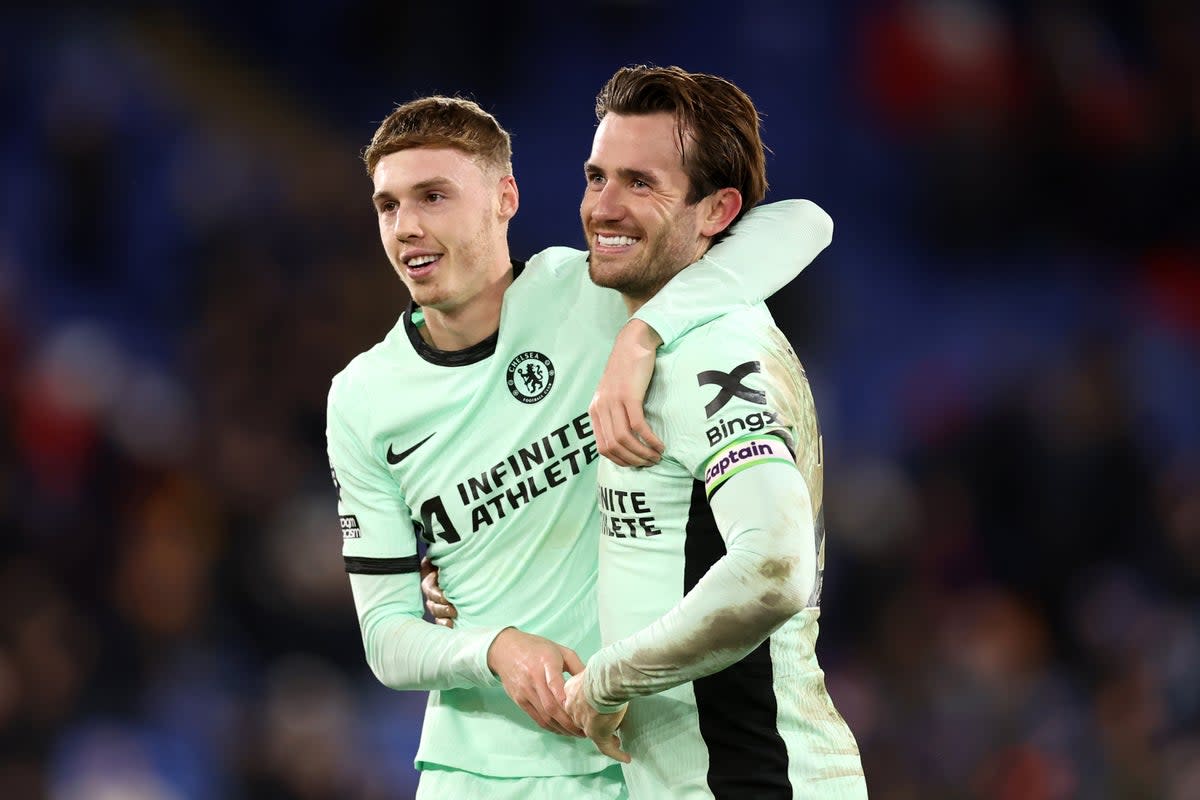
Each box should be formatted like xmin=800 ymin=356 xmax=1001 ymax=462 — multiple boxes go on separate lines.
xmin=701 ymin=433 xmax=796 ymax=500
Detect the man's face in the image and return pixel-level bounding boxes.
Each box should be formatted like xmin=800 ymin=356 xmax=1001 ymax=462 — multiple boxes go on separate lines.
xmin=581 ymin=112 xmax=711 ymax=302
xmin=372 ymin=147 xmax=516 ymax=313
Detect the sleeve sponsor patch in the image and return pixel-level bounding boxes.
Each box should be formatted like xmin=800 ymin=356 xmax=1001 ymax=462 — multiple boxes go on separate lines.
xmin=702 ymin=435 xmax=795 ymax=499
xmin=339 ymin=514 xmax=362 ymax=539
xmin=696 ymin=360 xmax=766 ymax=417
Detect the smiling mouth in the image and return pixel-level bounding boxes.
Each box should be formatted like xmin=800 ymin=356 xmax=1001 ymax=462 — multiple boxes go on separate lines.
xmin=593 ymin=233 xmax=641 ymax=251
xmin=403 ymin=253 xmax=442 ymax=276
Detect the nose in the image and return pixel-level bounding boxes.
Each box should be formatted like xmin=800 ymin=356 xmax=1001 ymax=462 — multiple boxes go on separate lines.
xmin=391 ymin=202 xmax=423 ymax=241
xmin=587 ymin=181 xmax=625 ymax=223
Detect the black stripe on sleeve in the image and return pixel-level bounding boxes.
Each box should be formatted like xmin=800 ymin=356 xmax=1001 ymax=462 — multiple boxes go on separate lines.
xmin=344 ymin=555 xmax=421 ymax=575
xmin=684 ymin=479 xmax=793 ymax=799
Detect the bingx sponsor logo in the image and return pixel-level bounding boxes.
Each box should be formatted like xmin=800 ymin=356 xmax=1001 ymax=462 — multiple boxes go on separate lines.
xmin=697 ymin=360 xmax=765 ymax=417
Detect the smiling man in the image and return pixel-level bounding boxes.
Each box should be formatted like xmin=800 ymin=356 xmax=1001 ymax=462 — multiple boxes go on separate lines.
xmin=370 ymin=144 xmax=517 ymax=350
xmin=326 ymin=95 xmax=836 ymax=799
xmin=563 ymin=66 xmax=868 ymax=798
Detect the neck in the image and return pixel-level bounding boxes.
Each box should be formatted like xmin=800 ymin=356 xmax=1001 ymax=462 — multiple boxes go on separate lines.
xmin=622 ymin=294 xmax=649 ymax=317
xmin=421 ymin=264 xmax=514 ymax=351
xmin=621 ymin=239 xmax=711 ymax=317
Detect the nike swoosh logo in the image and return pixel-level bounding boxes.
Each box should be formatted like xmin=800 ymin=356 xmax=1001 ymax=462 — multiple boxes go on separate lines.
xmin=387 ymin=433 xmax=436 ymax=465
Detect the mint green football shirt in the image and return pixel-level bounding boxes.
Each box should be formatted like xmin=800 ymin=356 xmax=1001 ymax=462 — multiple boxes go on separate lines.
xmin=326 ymin=201 xmax=835 ymax=780
xmin=330 ymin=249 xmax=623 ymax=778
xmin=594 ymin=305 xmax=866 ymax=798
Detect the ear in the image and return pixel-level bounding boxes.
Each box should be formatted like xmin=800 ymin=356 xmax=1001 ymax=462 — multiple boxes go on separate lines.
xmin=497 ymin=174 xmax=520 ymax=222
xmin=698 ymin=188 xmax=743 ymax=238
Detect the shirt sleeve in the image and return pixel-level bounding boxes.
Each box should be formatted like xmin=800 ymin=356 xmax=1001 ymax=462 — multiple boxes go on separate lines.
xmin=583 ymin=323 xmax=820 ymax=709
xmin=327 ymin=378 xmax=503 ymax=691
xmin=584 ymin=460 xmax=816 ymax=710
xmin=632 ymin=199 xmax=833 ymax=347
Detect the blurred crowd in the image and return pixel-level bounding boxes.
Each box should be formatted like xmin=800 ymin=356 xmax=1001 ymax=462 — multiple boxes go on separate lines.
xmin=1 ymin=2 xmax=1197 ymax=798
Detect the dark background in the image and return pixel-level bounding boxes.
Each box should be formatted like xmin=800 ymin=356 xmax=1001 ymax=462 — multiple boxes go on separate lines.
xmin=1 ymin=1 xmax=1198 ymax=797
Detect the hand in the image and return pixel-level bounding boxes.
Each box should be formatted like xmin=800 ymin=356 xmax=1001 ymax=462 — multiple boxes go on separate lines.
xmin=589 ymin=319 xmax=666 ymax=468
xmin=564 ymin=669 xmax=631 ymax=763
xmin=420 ymin=557 xmax=457 ymax=628
xmin=487 ymin=628 xmax=587 ymax=738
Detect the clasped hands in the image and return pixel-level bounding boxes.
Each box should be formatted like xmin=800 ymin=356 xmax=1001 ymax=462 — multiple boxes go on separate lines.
xmin=421 ymin=561 xmax=629 ymax=762
xmin=487 ymin=628 xmax=630 ymax=763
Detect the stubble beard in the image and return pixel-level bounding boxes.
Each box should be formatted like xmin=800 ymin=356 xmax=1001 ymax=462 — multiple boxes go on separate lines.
xmin=587 ymin=209 xmax=700 ymax=303
xmin=407 ymin=209 xmax=499 ymax=313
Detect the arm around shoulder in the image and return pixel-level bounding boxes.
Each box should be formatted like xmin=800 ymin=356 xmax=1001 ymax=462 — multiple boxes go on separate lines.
xmin=633 ymin=198 xmax=833 ymax=347
xmin=700 ymin=198 xmax=833 ymax=289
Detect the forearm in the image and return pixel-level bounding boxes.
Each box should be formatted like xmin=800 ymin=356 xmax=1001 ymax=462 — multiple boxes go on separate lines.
xmin=584 ymin=545 xmax=806 ymax=709
xmin=584 ymin=462 xmax=816 ymax=710
xmin=351 ymin=573 xmax=504 ymax=691
xmin=634 ymin=199 xmax=833 ymax=346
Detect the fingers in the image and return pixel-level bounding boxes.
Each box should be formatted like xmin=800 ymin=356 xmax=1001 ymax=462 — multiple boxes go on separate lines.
xmin=619 ymin=401 xmax=664 ymax=462
xmin=593 ymin=401 xmax=655 ymax=468
xmin=628 ymin=400 xmax=667 ymax=455
xmin=589 ymin=398 xmax=644 ymax=468
xmin=514 ymin=695 xmax=574 ymax=737
xmin=420 ymin=561 xmax=447 ymax=605
xmin=515 ymin=670 xmax=579 ymax=737
xmin=539 ymin=665 xmax=585 ymax=737
xmin=425 ymin=598 xmax=458 ymax=628
xmin=491 ymin=632 xmax=587 ymax=737
xmin=591 ymin=318 xmax=662 ymax=467
xmin=590 ymin=391 xmax=664 ymax=467
xmin=608 ymin=408 xmax=656 ymax=466
xmin=511 ymin=681 xmax=572 ymax=736
xmin=585 ymin=706 xmax=631 ymax=762
xmin=593 ymin=734 xmax=631 ymax=764
xmin=560 ymin=647 xmax=585 ymax=676
xmin=545 ymin=661 xmax=567 ymax=708
xmin=420 ymin=559 xmax=457 ymax=627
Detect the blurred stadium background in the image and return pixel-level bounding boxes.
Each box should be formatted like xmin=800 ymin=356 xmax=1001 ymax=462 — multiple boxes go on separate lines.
xmin=2 ymin=1 xmax=1198 ymax=797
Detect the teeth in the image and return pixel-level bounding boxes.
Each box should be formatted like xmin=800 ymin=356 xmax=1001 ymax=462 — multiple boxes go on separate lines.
xmin=407 ymin=254 xmax=439 ymax=267
xmin=597 ymin=234 xmax=638 ymax=247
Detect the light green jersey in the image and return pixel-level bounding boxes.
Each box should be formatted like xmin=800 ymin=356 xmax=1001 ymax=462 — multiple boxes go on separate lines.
xmin=326 ymin=201 xmax=836 ymax=780
xmin=417 ymin=764 xmax=627 ymax=800
xmin=331 ymin=250 xmax=619 ymax=778
xmin=594 ymin=305 xmax=865 ymax=798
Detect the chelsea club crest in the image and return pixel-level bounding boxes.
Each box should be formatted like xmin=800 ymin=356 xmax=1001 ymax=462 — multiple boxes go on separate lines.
xmin=506 ymin=351 xmax=555 ymax=404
